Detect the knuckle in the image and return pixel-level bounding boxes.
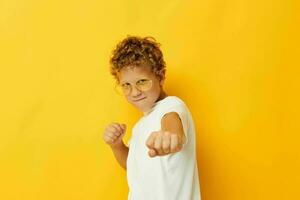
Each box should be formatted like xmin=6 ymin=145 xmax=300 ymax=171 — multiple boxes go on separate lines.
xmin=170 ymin=146 xmax=177 ymax=152
xmin=107 ymin=132 xmax=113 ymax=137
xmin=113 ymin=131 xmax=120 ymax=137
xmin=107 ymin=126 xmax=114 ymax=132
xmin=164 ymin=131 xmax=171 ymax=135
xmin=146 ymin=141 xmax=151 ymax=147
xmin=111 ymin=126 xmax=117 ymax=132
xmin=105 ymin=138 xmax=111 ymax=144
xmin=162 ymin=147 xmax=169 ymax=153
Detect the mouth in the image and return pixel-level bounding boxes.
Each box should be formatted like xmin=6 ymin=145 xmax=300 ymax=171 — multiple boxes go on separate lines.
xmin=133 ymin=97 xmax=146 ymax=102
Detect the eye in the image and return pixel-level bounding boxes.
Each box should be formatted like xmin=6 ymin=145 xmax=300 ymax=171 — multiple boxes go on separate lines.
xmin=121 ymin=83 xmax=130 ymax=88
xmin=137 ymin=79 xmax=149 ymax=85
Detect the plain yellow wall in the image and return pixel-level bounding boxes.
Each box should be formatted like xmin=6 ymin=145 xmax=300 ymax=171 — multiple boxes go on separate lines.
xmin=0 ymin=0 xmax=299 ymax=199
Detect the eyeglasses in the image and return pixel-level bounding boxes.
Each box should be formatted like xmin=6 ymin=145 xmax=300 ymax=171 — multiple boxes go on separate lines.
xmin=114 ymin=79 xmax=153 ymax=95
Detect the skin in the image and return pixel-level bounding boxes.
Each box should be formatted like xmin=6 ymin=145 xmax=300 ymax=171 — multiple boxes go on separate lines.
xmin=117 ymin=64 xmax=186 ymax=157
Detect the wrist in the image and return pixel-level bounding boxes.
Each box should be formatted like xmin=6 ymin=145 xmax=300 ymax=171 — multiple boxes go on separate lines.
xmin=110 ymin=140 xmax=125 ymax=150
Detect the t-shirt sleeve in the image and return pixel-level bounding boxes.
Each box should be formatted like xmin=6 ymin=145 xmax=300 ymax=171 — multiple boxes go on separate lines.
xmin=159 ymin=103 xmax=189 ymax=147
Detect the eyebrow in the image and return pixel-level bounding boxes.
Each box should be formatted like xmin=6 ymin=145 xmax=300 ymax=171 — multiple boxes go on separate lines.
xmin=120 ymin=78 xmax=149 ymax=85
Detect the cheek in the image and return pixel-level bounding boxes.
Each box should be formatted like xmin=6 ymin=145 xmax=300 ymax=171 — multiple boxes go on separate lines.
xmin=144 ymin=90 xmax=157 ymax=99
xmin=149 ymin=84 xmax=161 ymax=95
xmin=144 ymin=87 xmax=161 ymax=102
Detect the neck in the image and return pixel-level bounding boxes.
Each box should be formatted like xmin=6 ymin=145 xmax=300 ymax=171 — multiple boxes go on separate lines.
xmin=156 ymin=90 xmax=168 ymax=103
xmin=143 ymin=90 xmax=168 ymax=116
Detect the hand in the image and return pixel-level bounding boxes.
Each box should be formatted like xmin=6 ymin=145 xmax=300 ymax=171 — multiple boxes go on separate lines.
xmin=103 ymin=122 xmax=126 ymax=148
xmin=145 ymin=130 xmax=184 ymax=158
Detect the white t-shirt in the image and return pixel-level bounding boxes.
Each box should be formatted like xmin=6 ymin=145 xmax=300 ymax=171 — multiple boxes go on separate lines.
xmin=126 ymin=96 xmax=201 ymax=200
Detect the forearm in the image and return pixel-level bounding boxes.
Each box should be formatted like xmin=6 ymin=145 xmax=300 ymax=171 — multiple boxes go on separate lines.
xmin=110 ymin=141 xmax=129 ymax=170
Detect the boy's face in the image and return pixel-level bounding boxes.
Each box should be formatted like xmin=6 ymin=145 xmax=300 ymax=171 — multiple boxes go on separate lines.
xmin=117 ymin=64 xmax=165 ymax=115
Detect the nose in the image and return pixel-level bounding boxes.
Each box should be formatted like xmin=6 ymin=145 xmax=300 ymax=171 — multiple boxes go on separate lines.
xmin=131 ymin=85 xmax=142 ymax=97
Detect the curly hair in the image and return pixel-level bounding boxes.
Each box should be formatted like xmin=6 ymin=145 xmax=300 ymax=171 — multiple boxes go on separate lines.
xmin=109 ymin=35 xmax=166 ymax=84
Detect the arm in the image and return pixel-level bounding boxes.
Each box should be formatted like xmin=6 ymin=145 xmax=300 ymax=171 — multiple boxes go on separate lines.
xmin=110 ymin=141 xmax=129 ymax=170
xmin=145 ymin=111 xmax=186 ymax=157
xmin=161 ymin=112 xmax=186 ymax=144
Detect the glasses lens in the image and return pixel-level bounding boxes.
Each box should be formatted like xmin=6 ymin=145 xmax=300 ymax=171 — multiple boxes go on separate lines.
xmin=136 ymin=79 xmax=152 ymax=91
xmin=115 ymin=79 xmax=152 ymax=95
xmin=121 ymin=83 xmax=132 ymax=95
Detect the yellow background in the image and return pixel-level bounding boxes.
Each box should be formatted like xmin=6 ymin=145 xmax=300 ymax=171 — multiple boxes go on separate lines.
xmin=0 ymin=0 xmax=299 ymax=199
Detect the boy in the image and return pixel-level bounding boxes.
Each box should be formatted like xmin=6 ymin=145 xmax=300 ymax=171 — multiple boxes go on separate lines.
xmin=103 ymin=36 xmax=201 ymax=200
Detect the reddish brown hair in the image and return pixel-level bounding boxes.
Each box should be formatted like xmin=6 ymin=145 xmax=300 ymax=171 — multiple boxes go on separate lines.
xmin=109 ymin=35 xmax=166 ymax=84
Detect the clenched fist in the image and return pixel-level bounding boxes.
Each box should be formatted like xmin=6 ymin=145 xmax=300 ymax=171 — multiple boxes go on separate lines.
xmin=103 ymin=122 xmax=126 ymax=148
xmin=145 ymin=130 xmax=185 ymax=158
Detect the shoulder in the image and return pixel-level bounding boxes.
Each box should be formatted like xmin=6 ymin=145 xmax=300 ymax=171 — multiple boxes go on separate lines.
xmin=157 ymin=96 xmax=189 ymax=115
xmin=160 ymin=96 xmax=187 ymax=108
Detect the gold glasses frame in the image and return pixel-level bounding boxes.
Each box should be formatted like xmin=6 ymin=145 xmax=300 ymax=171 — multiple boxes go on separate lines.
xmin=114 ymin=78 xmax=153 ymax=96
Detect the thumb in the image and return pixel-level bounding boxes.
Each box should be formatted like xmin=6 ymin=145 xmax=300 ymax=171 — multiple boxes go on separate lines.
xmin=148 ymin=149 xmax=157 ymax=157
xmin=121 ymin=123 xmax=126 ymax=132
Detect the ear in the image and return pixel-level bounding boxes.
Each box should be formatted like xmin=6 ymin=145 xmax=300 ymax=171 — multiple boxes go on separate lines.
xmin=158 ymin=69 xmax=166 ymax=86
